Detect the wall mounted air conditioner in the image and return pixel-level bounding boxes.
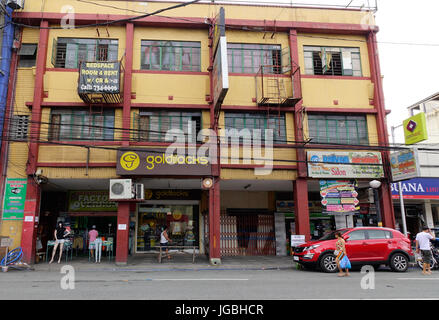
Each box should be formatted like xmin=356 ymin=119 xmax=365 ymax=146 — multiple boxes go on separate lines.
xmin=109 ymin=179 xmax=133 ymax=200
xmin=7 ymin=0 xmax=25 ymax=10
xmin=134 ymin=183 xmax=144 ymax=200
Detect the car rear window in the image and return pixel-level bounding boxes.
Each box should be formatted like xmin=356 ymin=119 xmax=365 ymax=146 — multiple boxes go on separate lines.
xmin=347 ymin=230 xmax=367 ymax=240
xmin=367 ymin=230 xmax=392 ymax=239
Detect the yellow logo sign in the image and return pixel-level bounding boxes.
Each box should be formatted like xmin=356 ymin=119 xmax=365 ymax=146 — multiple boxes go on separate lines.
xmin=120 ymin=152 xmax=140 ymax=171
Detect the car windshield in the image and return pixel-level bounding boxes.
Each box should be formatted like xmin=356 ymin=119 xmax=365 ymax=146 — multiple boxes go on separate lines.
xmin=318 ymin=230 xmax=348 ymax=241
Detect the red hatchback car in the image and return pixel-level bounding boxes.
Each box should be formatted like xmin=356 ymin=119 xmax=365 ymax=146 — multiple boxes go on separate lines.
xmin=293 ymin=227 xmax=413 ymax=273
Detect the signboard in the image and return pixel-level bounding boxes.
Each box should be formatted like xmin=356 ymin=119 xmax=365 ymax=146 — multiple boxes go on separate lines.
xmin=320 ymin=180 xmax=359 ymax=215
xmin=390 ymin=149 xmax=421 ymax=182
xmin=68 ymin=191 xmax=117 ymax=212
xmin=403 ymin=112 xmax=428 ymax=145
xmin=391 ymin=178 xmax=439 ymax=199
xmin=142 ymin=189 xmax=201 ymax=201
xmin=116 ymin=149 xmax=211 ymax=176
xmin=307 ymin=151 xmax=384 ymax=179
xmin=212 ymin=7 xmax=225 ymax=57
xmin=78 ymin=61 xmax=121 ymax=94
xmin=2 ymin=178 xmax=27 ymax=220
xmin=290 ymin=235 xmax=306 ymax=247
xmin=212 ymin=36 xmax=229 ymax=113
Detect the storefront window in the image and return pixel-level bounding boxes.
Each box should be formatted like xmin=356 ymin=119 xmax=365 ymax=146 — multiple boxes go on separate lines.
xmin=136 ymin=204 xmax=197 ymax=252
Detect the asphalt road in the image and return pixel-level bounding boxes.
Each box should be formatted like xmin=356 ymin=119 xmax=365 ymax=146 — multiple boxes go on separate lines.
xmin=0 ymin=265 xmax=438 ymax=300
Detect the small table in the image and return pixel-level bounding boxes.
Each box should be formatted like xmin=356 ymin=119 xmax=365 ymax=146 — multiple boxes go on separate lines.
xmin=153 ymin=245 xmax=199 ymax=263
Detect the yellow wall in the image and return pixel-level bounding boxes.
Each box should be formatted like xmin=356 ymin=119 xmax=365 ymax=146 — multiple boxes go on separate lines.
xmin=0 ymin=221 xmax=23 ymax=249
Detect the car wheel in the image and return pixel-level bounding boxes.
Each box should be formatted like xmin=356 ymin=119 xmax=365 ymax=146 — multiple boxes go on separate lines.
xmin=389 ymin=253 xmax=409 ymax=272
xmin=319 ymin=253 xmax=338 ymax=273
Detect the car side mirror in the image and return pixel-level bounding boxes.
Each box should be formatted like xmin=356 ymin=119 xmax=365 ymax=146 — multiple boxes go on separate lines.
xmin=343 ymin=235 xmax=350 ymax=241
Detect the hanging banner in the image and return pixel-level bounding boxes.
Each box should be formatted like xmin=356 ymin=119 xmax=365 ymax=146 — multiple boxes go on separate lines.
xmin=320 ymin=180 xmax=359 ymax=215
xmin=307 ymin=151 xmax=384 ymax=179
xmin=2 ymin=178 xmax=28 ymax=220
xmin=390 ymin=148 xmax=421 ymax=182
xmin=78 ymin=61 xmax=121 ymax=94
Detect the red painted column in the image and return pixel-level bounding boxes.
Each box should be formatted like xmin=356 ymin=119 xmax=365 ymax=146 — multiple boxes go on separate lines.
xmin=115 ymin=202 xmax=130 ymax=264
xmin=207 ymin=24 xmax=221 ymax=263
xmin=122 ymin=22 xmax=134 ymax=146
xmin=290 ymin=30 xmax=310 ymax=240
xmin=114 ymin=23 xmax=134 ymax=265
xmin=367 ymin=31 xmax=395 ymax=229
xmin=21 ymin=21 xmax=49 ymax=264
xmin=208 ymin=178 xmax=221 ymax=262
xmin=294 ymin=179 xmax=311 ymax=241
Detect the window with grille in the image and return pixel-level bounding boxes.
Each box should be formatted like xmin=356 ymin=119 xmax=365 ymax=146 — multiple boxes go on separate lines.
xmin=308 ymin=114 xmax=369 ymax=145
xmin=133 ymin=111 xmax=202 ymax=142
xmin=140 ymin=40 xmax=201 ymax=72
xmin=10 ymin=115 xmax=29 ymax=140
xmin=49 ymin=108 xmax=115 ymax=141
xmin=224 ymin=112 xmax=287 ymax=143
xmin=227 ymin=43 xmax=282 ymax=74
xmin=304 ymin=46 xmax=362 ymax=77
xmin=52 ymin=38 xmax=119 ymax=69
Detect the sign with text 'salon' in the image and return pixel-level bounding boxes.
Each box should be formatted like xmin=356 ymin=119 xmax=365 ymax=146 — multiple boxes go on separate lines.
xmin=403 ymin=112 xmax=428 ymax=145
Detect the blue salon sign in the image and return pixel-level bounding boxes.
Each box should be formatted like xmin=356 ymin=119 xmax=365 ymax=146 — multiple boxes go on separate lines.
xmin=391 ymin=178 xmax=439 ymax=199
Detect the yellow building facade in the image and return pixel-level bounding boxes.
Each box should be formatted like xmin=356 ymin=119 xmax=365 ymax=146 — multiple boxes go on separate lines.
xmin=0 ymin=0 xmax=395 ymax=264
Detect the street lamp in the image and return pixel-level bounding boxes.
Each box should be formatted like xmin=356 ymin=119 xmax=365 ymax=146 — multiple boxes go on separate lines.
xmin=369 ymin=180 xmax=382 ymax=227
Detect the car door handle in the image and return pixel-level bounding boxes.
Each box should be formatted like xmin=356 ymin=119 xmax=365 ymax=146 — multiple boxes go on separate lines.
xmin=362 ymin=242 xmax=368 ymax=245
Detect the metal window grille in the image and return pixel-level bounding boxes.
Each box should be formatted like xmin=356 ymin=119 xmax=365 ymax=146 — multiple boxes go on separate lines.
xmin=53 ymin=38 xmax=119 ymax=68
xmin=10 ymin=115 xmax=29 ymax=140
xmin=304 ymin=46 xmax=362 ymax=77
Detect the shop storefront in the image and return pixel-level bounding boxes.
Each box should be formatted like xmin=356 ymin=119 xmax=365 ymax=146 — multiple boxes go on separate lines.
xmin=391 ymin=178 xmax=439 ymax=238
xmin=134 ymin=189 xmax=201 ymax=253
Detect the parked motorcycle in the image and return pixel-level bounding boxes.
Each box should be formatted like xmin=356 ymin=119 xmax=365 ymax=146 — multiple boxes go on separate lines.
xmin=416 ymin=243 xmax=439 ymax=270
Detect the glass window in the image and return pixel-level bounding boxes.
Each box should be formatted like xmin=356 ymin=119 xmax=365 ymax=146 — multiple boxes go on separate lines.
xmin=347 ymin=230 xmax=367 ymax=241
xmin=18 ymin=44 xmax=38 ymax=68
xmin=54 ymin=38 xmax=119 ymax=68
xmin=49 ymin=108 xmax=115 ymax=141
xmin=304 ymin=46 xmax=362 ymax=77
xmin=141 ymin=40 xmax=201 ymax=72
xmin=224 ymin=112 xmax=286 ymax=143
xmin=137 ymin=205 xmax=198 ymax=252
xmin=308 ymin=114 xmax=369 ymax=145
xmin=227 ymin=43 xmax=282 ymax=74
xmin=367 ymin=230 xmax=388 ymax=240
xmin=133 ymin=111 xmax=201 ymax=143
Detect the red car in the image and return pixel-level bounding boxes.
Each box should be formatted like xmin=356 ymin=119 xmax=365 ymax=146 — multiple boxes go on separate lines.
xmin=293 ymin=227 xmax=413 ymax=273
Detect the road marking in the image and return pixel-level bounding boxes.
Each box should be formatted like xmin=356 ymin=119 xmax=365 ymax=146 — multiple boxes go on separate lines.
xmin=398 ymin=278 xmax=439 ymax=281
xmin=147 ymin=278 xmax=249 ymax=281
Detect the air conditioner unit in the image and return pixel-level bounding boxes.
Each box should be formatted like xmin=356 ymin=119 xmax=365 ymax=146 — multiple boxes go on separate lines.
xmin=134 ymin=183 xmax=144 ymax=200
xmin=109 ymin=179 xmax=133 ymax=200
xmin=7 ymin=0 xmax=25 ymax=10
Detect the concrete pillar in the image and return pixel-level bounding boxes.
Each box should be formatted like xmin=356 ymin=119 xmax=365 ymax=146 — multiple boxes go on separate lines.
xmin=423 ymin=200 xmax=435 ymax=229
xmin=115 ymin=202 xmax=130 ymax=265
xmin=293 ymin=179 xmax=310 ymax=241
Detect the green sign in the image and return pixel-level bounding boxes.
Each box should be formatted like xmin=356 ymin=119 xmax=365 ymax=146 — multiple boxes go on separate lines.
xmin=403 ymin=112 xmax=428 ymax=145
xmin=2 ymin=178 xmax=27 ymax=220
xmin=68 ymin=191 xmax=117 ymax=212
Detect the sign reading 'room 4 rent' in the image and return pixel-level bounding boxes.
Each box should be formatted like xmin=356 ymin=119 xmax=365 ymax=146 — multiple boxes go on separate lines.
xmin=116 ymin=149 xmax=212 ymax=176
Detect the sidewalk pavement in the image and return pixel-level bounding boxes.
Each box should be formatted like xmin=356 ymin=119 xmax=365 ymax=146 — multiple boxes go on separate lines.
xmin=28 ymin=254 xmax=296 ymax=272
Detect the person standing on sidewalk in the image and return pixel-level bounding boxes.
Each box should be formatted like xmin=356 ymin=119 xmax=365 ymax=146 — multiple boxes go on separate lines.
xmin=49 ymin=222 xmax=70 ymax=264
xmin=160 ymin=226 xmax=172 ymax=260
xmin=416 ymin=226 xmax=436 ymax=275
xmin=88 ymin=225 xmax=99 ymax=261
xmin=334 ymin=232 xmax=350 ymax=277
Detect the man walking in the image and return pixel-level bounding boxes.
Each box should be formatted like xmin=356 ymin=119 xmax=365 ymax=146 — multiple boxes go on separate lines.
xmin=416 ymin=226 xmax=436 ymax=275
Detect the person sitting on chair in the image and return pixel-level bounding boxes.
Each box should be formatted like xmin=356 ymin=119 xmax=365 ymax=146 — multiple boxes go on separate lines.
xmin=49 ymin=222 xmax=70 ymax=264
